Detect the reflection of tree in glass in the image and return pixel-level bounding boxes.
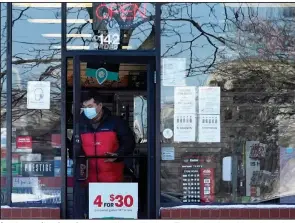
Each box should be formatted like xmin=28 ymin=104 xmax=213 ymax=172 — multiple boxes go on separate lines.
xmin=160 ymin=3 xmax=295 ymax=203
xmin=1 ymin=5 xmax=62 ymax=132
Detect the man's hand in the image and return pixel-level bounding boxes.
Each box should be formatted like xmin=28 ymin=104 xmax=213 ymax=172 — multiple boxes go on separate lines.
xmin=104 ymin=152 xmax=118 ymax=162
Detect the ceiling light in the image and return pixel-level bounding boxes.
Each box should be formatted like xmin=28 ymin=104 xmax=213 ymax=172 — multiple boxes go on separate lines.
xmin=28 ymin=19 xmax=93 ymax=24
xmin=52 ymin=45 xmax=90 ymax=50
xmin=225 ymin=3 xmax=295 ymax=7
xmin=13 ymin=3 xmax=92 ymax=8
xmin=42 ymin=34 xmax=92 ymax=38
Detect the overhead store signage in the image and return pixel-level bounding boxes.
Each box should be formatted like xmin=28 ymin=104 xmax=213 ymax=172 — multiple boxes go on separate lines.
xmin=93 ymin=3 xmax=147 ymax=30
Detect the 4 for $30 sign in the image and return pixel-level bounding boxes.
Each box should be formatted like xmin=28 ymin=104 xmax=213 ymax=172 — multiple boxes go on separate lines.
xmin=89 ymin=183 xmax=138 ymax=219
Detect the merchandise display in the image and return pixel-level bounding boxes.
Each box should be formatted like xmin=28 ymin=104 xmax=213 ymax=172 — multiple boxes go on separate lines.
xmin=54 ymin=157 xmax=61 ymax=176
xmin=1 ymin=149 xmax=21 ymax=176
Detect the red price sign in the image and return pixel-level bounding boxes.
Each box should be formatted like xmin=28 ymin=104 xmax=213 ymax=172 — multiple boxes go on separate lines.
xmin=93 ymin=194 xmax=134 ymax=208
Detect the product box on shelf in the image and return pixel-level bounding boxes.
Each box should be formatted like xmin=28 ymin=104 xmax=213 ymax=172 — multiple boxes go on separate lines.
xmin=1 ymin=128 xmax=6 ymax=149
xmin=67 ymin=159 xmax=73 ymax=176
xmin=16 ymin=136 xmax=33 ymax=153
xmin=51 ymin=134 xmax=61 ymax=148
xmin=1 ymin=149 xmax=21 ymax=176
xmin=20 ymin=153 xmax=42 ymax=162
xmin=54 ymin=157 xmax=61 ymax=176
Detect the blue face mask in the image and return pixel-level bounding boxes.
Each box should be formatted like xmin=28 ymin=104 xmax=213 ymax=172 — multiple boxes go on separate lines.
xmin=84 ymin=107 xmax=97 ymax=120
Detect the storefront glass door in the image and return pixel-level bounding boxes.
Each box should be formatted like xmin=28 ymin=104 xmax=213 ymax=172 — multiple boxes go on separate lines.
xmin=67 ymin=54 xmax=155 ymax=219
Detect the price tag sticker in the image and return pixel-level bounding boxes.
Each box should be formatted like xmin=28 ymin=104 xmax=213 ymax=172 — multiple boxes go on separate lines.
xmin=89 ymin=183 xmax=138 ymax=219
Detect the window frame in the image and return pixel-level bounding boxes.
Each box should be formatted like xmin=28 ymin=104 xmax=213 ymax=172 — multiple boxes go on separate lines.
xmin=2 ymin=2 xmax=162 ymax=219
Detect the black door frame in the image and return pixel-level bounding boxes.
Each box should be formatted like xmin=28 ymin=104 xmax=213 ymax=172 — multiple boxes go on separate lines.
xmin=68 ymin=53 xmax=156 ymax=219
xmin=60 ymin=3 xmax=161 ymax=219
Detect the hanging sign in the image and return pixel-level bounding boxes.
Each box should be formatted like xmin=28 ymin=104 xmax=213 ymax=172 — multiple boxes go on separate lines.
xmin=96 ymin=68 xmax=108 ymax=84
xmin=86 ymin=67 xmax=119 ymax=85
xmin=89 ymin=183 xmax=138 ymax=219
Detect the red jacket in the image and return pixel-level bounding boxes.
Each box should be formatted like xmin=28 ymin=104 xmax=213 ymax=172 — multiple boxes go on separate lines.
xmin=68 ymin=107 xmax=135 ymax=183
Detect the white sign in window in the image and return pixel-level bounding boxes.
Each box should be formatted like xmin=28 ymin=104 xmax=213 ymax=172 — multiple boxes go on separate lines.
xmin=89 ymin=183 xmax=138 ymax=219
xmin=162 ymin=58 xmax=186 ymax=86
xmin=27 ymin=81 xmax=51 ymax=109
xmin=198 ymin=87 xmax=220 ymax=115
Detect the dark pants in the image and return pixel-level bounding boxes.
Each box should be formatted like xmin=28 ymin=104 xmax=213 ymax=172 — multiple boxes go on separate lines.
xmin=73 ymin=184 xmax=88 ymax=219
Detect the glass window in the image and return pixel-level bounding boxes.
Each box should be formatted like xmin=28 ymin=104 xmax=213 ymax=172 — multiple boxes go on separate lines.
xmin=11 ymin=3 xmax=61 ymax=206
xmin=66 ymin=3 xmax=155 ymax=50
xmin=160 ymin=3 xmax=295 ymax=205
xmin=1 ymin=2 xmax=7 ymax=206
xmin=134 ymin=96 xmax=147 ymax=144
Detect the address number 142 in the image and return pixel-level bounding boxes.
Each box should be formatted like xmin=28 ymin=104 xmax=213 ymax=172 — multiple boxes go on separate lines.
xmin=92 ymin=34 xmax=120 ymax=45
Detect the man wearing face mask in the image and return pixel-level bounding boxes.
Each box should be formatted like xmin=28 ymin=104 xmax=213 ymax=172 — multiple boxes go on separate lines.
xmin=69 ymin=90 xmax=136 ymax=183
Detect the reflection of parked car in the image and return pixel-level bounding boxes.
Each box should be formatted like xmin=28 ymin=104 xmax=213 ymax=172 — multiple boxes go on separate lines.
xmin=161 ymin=192 xmax=182 ymax=203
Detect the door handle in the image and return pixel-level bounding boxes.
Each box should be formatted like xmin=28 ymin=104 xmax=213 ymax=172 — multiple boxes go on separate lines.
xmin=78 ymin=160 xmax=88 ymax=181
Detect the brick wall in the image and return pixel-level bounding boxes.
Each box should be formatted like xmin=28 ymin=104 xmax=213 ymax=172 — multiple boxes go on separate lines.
xmin=160 ymin=207 xmax=295 ymax=219
xmin=1 ymin=207 xmax=60 ymax=219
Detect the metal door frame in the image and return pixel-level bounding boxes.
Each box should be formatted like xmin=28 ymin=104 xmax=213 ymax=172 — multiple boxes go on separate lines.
xmin=60 ymin=3 xmax=161 ymax=219
xmin=69 ymin=53 xmax=156 ymax=219
xmin=3 ymin=3 xmax=161 ymax=219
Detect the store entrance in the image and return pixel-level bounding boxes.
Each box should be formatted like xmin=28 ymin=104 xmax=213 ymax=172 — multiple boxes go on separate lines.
xmin=65 ymin=54 xmax=155 ymax=219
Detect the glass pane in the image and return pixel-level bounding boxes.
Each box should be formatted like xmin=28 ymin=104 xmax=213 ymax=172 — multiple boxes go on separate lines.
xmin=11 ymin=3 xmax=61 ymax=206
xmin=134 ymin=96 xmax=147 ymax=144
xmin=160 ymin=3 xmax=295 ymax=205
xmin=1 ymin=3 xmax=7 ymax=206
xmin=66 ymin=3 xmax=155 ymax=50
